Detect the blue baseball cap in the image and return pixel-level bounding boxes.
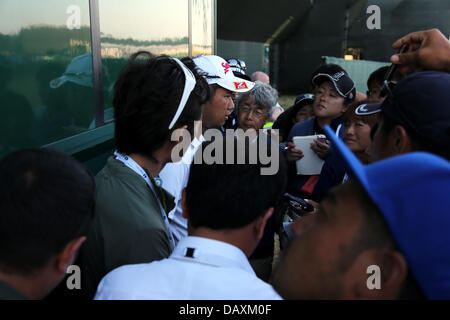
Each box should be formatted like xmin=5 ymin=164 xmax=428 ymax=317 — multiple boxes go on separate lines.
xmin=50 ymin=54 xmax=93 ymax=89
xmin=324 ymin=125 xmax=450 ymax=299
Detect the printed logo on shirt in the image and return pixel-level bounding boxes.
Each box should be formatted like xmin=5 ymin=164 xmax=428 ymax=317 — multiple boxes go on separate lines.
xmin=234 ymin=82 xmax=248 ymax=90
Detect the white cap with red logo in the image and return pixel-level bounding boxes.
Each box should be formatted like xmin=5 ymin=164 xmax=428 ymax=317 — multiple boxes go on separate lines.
xmin=193 ymin=55 xmax=254 ymax=93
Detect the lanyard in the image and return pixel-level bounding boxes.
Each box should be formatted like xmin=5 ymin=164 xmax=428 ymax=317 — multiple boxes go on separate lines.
xmin=114 ymin=151 xmax=175 ymax=250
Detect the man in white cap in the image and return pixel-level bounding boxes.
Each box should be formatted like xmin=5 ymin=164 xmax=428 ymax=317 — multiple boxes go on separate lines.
xmin=160 ymin=55 xmax=254 ymax=244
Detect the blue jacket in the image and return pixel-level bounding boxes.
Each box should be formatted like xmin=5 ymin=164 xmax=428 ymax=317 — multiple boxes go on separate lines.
xmin=285 ymin=116 xmax=347 ymax=201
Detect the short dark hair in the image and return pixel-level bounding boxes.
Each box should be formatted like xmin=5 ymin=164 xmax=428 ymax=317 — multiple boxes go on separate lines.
xmin=113 ymin=52 xmax=210 ymax=158
xmin=340 ymin=179 xmax=424 ymax=299
xmin=379 ymin=112 xmax=450 ymax=160
xmin=0 ymin=148 xmax=96 ymax=275
xmin=367 ymin=66 xmax=403 ymax=89
xmin=185 ymin=138 xmax=287 ymax=230
xmin=311 ymin=64 xmax=356 ymax=105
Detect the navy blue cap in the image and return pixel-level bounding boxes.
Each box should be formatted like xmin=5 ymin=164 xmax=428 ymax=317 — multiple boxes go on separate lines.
xmin=312 ymin=71 xmax=355 ymax=100
xmin=324 ymin=125 xmax=450 ymax=299
xmin=380 ymin=71 xmax=450 ymax=148
xmin=294 ymin=93 xmax=314 ymax=106
xmin=355 ymin=102 xmax=382 ymax=115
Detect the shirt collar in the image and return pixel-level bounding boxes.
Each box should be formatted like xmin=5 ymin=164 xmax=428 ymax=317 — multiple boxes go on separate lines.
xmin=170 ymin=236 xmax=256 ymax=275
xmin=313 ymin=116 xmax=344 ymax=134
xmin=191 ymin=135 xmax=205 ymax=150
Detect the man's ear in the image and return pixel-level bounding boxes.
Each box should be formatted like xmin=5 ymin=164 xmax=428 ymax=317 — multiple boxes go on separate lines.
xmin=254 ymin=208 xmax=273 ymax=240
xmin=55 ymin=236 xmax=86 ymax=274
xmin=181 ymin=188 xmax=189 ymax=219
xmin=392 ymin=125 xmax=412 ymax=154
xmin=343 ymin=249 xmax=408 ymax=299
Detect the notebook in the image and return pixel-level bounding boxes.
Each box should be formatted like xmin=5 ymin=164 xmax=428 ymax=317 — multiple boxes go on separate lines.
xmin=292 ymin=135 xmax=325 ymax=175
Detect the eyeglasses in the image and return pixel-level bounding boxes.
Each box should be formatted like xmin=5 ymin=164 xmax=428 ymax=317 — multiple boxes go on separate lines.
xmin=168 ymin=58 xmax=197 ymax=129
xmin=239 ymin=105 xmax=267 ymax=119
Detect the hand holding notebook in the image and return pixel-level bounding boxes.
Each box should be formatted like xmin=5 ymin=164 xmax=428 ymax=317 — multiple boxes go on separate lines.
xmin=292 ymin=135 xmax=326 ymax=175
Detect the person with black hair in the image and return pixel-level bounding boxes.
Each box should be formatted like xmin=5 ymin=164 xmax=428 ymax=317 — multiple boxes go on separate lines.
xmin=285 ymin=70 xmax=356 ymax=201
xmin=95 ymin=138 xmax=287 ymax=299
xmin=272 ymin=93 xmax=314 ymax=143
xmin=311 ymin=63 xmax=367 ymax=101
xmin=273 ymin=127 xmax=450 ymax=299
xmin=360 ymin=71 xmax=450 ymax=162
xmin=159 ymin=55 xmax=254 ymax=245
xmin=366 ymin=66 xmax=403 ymax=102
xmin=81 ymin=52 xmax=210 ymax=298
xmin=0 ymin=148 xmax=95 ymax=300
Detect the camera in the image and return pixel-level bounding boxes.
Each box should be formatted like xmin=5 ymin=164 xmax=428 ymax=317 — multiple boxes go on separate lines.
xmin=281 ymin=193 xmax=314 ymax=224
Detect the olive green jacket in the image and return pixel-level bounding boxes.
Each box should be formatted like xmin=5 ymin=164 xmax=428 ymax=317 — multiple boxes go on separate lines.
xmin=81 ymin=156 xmax=175 ymax=299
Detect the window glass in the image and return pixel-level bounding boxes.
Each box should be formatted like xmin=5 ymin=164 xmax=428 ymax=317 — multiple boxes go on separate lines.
xmin=190 ymin=0 xmax=214 ymax=56
xmin=98 ymin=0 xmax=189 ymax=121
xmin=0 ymin=0 xmax=94 ymax=157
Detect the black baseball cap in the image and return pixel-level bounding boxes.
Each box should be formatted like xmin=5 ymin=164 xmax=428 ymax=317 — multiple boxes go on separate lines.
xmin=355 ymin=102 xmax=382 ymax=115
xmin=312 ymin=71 xmax=355 ymax=100
xmin=294 ymin=93 xmax=314 ymax=106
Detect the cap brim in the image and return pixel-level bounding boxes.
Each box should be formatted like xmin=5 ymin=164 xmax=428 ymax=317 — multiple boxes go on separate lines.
xmin=49 ymin=76 xmax=68 ymax=89
xmin=211 ymin=75 xmax=254 ymax=93
xmin=324 ymin=126 xmax=369 ymax=190
xmin=295 ymin=95 xmax=314 ymax=105
xmin=355 ymin=103 xmax=382 ymax=115
xmin=50 ymin=74 xmax=93 ymax=89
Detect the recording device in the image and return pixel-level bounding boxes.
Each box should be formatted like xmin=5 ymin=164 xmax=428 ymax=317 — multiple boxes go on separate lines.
xmin=381 ymin=43 xmax=408 ymax=97
xmin=282 ymin=193 xmax=315 ymax=220
xmin=276 ymin=193 xmax=315 ymax=250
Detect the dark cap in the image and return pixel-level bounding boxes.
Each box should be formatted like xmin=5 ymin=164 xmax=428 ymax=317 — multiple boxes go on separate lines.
xmin=380 ymin=71 xmax=450 ymax=148
xmin=355 ymin=102 xmax=382 ymax=115
xmin=294 ymin=93 xmax=314 ymax=106
xmin=312 ymin=71 xmax=355 ymax=100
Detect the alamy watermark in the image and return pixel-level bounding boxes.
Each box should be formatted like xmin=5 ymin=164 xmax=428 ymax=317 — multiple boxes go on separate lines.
xmin=366 ymin=5 xmax=381 ymax=30
xmin=66 ymin=264 xmax=81 ymax=290
xmin=66 ymin=5 xmax=81 ymax=30
xmin=366 ymin=265 xmax=381 ymax=290
xmin=170 ymin=121 xmax=281 ymax=176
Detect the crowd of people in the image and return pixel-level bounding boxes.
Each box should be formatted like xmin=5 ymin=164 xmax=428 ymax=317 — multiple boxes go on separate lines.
xmin=0 ymin=28 xmax=449 ymax=300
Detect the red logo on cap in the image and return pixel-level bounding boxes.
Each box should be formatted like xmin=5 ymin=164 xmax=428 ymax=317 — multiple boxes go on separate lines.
xmin=234 ymin=82 xmax=248 ymax=90
xmin=222 ymin=62 xmax=230 ymax=74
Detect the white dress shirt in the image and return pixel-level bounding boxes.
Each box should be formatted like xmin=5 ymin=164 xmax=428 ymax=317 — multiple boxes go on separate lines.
xmin=94 ymin=236 xmax=283 ymax=300
xmin=159 ymin=136 xmax=205 ymax=244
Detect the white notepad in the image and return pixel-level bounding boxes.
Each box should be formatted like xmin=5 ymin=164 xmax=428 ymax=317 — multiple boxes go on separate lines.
xmin=293 ymin=135 xmax=325 ymax=175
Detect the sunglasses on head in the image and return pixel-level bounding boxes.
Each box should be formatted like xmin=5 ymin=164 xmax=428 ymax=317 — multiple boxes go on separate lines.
xmin=227 ymin=58 xmax=247 ymax=71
